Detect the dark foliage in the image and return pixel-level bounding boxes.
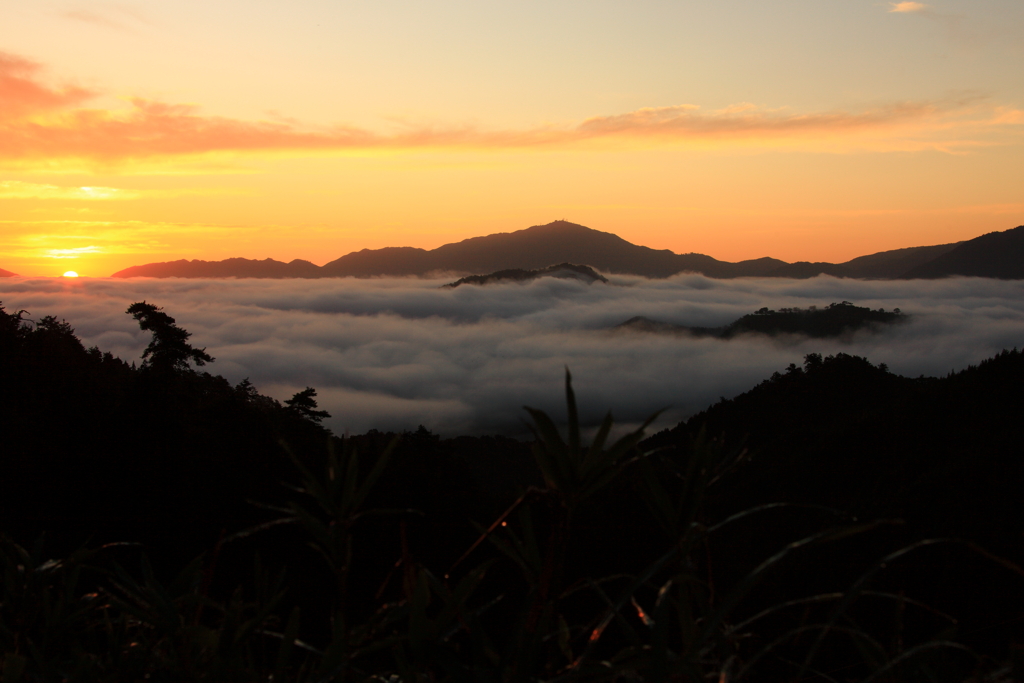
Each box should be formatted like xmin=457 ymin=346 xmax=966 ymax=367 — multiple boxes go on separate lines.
xmin=721 ymin=301 xmax=903 ymax=337
xmin=126 ymin=301 xmax=215 ymax=372
xmin=645 ymin=348 xmax=1024 ymax=658
xmin=284 ymin=387 xmax=331 ymax=423
xmin=618 ymin=300 xmax=905 ymax=339
xmin=1 ymin=300 xmax=1021 ymax=681
xmin=0 ymin=301 xmax=330 ymax=559
xmin=443 ymin=263 xmax=609 ymax=288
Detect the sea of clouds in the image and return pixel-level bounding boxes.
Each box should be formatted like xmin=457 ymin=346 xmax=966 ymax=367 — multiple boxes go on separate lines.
xmin=3 ymin=274 xmax=1023 ymax=437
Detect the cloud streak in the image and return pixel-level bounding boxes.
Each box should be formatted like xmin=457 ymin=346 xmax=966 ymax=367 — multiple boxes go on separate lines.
xmin=2 ymin=274 xmax=1022 ymax=437
xmin=2 ymin=50 xmax=1021 ymax=168
xmin=42 ymin=246 xmax=104 ymax=259
xmin=0 ymin=52 xmax=94 ymax=122
xmin=0 ymin=181 xmax=140 ymax=200
xmin=889 ymin=2 xmax=928 ymax=13
xmin=59 ymin=5 xmax=151 ymax=32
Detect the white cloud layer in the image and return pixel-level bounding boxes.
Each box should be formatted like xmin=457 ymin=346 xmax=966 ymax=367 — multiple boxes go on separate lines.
xmin=2 ymin=274 xmax=1023 ymax=437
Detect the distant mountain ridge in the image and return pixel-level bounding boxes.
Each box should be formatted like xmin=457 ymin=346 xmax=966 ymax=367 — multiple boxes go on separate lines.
xmin=110 ymin=220 xmax=1024 ymax=280
xmin=0 ymin=268 xmax=17 ymax=278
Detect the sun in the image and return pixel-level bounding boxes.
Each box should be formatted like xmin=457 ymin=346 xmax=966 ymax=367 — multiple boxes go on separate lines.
xmin=63 ymin=271 xmax=79 ymax=278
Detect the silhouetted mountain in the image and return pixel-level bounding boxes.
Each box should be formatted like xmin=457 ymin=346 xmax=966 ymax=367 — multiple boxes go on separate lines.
xmin=900 ymin=225 xmax=1024 ymax=279
xmin=763 ymin=244 xmax=960 ymax=279
xmin=838 ymin=243 xmax=959 ymax=278
xmin=112 ymin=257 xmax=320 ymax=278
xmin=110 ymin=220 xmax=1022 ymax=280
xmin=319 ymin=221 xmax=779 ymax=278
xmin=616 ymin=301 xmax=905 ymax=339
xmin=318 ymin=246 xmax=433 ymax=277
xmin=0 ymin=267 xmax=17 ymax=277
xmin=444 ymin=263 xmax=608 ymax=288
xmin=113 ymin=222 xmax=778 ymax=279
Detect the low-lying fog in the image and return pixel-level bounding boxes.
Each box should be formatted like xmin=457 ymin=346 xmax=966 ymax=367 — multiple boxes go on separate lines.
xmin=4 ymin=274 xmax=1023 ymax=436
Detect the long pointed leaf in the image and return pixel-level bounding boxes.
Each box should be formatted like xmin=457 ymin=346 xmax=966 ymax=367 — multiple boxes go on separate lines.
xmin=524 ymin=407 xmax=569 ymax=490
xmin=860 ymin=641 xmax=976 ymax=683
xmin=587 ymin=412 xmax=614 ymax=462
xmin=565 ymin=368 xmax=581 ymax=467
xmin=341 ymin=443 xmax=360 ymax=516
xmin=798 ymin=537 xmax=954 ymax=678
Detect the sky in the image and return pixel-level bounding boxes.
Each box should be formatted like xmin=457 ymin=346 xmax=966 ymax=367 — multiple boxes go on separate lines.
xmin=2 ymin=0 xmax=1023 ymax=276
xmin=3 ymin=274 xmax=1022 ymax=436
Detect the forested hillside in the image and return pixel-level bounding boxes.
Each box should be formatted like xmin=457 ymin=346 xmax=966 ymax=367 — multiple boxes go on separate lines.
xmin=617 ymin=300 xmax=904 ymax=338
xmin=1 ymin=302 xmax=1021 ymax=682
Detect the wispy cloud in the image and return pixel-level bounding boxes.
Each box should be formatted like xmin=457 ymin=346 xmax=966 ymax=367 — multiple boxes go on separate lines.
xmin=1 ymin=50 xmax=1021 ymax=169
xmin=43 ymin=245 xmax=104 ymax=259
xmin=573 ymin=102 xmax=949 ymax=141
xmin=990 ymin=107 xmax=1024 ymax=125
xmin=0 ymin=52 xmax=94 ymax=122
xmin=58 ymin=4 xmax=151 ymax=32
xmin=0 ymin=181 xmax=140 ymax=200
xmin=886 ymin=5 xmax=1003 ymax=56
xmin=0 ymin=180 xmax=240 ymax=200
xmin=889 ymin=2 xmax=928 ymax=13
xmin=61 ymin=9 xmax=129 ymax=31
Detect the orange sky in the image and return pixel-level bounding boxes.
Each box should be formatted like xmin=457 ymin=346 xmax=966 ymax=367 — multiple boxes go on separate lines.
xmin=2 ymin=0 xmax=1023 ymax=276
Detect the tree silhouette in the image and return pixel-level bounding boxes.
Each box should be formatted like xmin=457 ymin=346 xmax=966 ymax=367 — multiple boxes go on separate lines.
xmin=285 ymin=386 xmax=331 ymax=423
xmin=126 ymin=301 xmax=213 ymax=372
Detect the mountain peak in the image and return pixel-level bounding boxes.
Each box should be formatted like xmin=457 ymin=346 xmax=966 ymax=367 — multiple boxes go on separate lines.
xmin=531 ymin=219 xmax=592 ymax=230
xmin=521 ymin=220 xmax=623 ymax=238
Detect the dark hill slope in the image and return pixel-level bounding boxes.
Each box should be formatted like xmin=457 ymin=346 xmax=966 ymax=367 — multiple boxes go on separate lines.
xmin=901 ymin=225 xmax=1024 ymax=279
xmin=647 ymin=349 xmax=1024 ymax=556
xmin=0 ymin=267 xmax=17 ymax=277
xmin=317 ymin=246 xmax=431 ymax=277
xmin=840 ymin=242 xmax=959 ymax=278
xmin=644 ymin=349 xmax=1024 ymax=653
xmin=0 ymin=304 xmax=332 ymax=557
xmin=765 ymin=243 xmax=959 ymax=279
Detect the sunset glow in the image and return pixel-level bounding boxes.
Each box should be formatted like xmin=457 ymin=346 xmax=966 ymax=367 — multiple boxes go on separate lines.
xmin=2 ymin=1 xmax=1022 ymax=276
xmin=4 ymin=3 xmax=1023 ymax=669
